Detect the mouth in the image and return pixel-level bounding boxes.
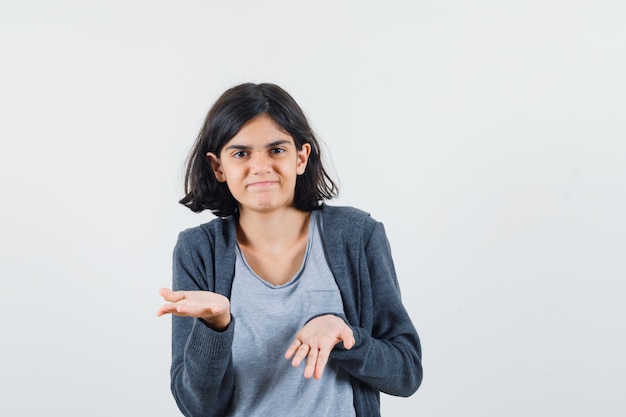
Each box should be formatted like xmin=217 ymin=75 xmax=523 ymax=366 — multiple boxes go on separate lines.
xmin=247 ymin=181 xmax=278 ymax=188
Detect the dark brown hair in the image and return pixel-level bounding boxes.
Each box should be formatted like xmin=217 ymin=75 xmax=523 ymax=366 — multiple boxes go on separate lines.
xmin=179 ymin=83 xmax=338 ymax=217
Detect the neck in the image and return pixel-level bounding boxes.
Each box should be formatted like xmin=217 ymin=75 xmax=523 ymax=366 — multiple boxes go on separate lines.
xmin=237 ymin=206 xmax=311 ymax=249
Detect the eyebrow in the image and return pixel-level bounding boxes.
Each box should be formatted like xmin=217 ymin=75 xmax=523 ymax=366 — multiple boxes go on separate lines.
xmin=224 ymin=139 xmax=292 ymax=151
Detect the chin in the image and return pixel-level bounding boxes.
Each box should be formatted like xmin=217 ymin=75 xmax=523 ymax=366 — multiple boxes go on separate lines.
xmin=247 ymin=200 xmax=294 ymax=214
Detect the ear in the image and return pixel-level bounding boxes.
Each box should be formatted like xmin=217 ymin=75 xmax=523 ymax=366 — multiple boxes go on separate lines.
xmin=206 ymin=152 xmax=226 ymax=182
xmin=296 ymin=143 xmax=311 ymax=175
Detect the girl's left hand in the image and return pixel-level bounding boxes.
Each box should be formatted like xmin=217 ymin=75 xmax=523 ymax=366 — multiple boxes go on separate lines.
xmin=285 ymin=314 xmax=355 ymax=380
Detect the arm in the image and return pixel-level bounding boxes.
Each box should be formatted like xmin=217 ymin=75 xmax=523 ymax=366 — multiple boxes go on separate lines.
xmin=166 ymin=232 xmax=236 ymax=417
xmin=330 ymin=221 xmax=423 ymax=397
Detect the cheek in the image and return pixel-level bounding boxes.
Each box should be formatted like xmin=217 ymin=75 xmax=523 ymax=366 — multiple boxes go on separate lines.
xmin=226 ymin=175 xmax=243 ymax=188
xmin=221 ymin=165 xmax=243 ymax=183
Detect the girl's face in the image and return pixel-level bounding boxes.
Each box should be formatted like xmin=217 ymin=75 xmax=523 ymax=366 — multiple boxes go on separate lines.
xmin=206 ymin=113 xmax=311 ymax=215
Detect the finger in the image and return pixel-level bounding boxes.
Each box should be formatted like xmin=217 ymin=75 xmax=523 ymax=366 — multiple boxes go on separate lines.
xmin=176 ymin=302 xmax=224 ymax=318
xmin=291 ymin=343 xmax=310 ymax=368
xmin=156 ymin=302 xmax=178 ymax=317
xmin=313 ymin=348 xmax=331 ymax=380
xmin=159 ymin=287 xmax=173 ymax=299
xmin=159 ymin=287 xmax=185 ymax=302
xmin=303 ymin=346 xmax=318 ymax=379
xmin=285 ymin=339 xmax=303 ymax=360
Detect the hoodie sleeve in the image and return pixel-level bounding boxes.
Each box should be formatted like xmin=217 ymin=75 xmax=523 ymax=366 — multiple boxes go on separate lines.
xmin=330 ymin=219 xmax=423 ymax=397
xmin=168 ymin=230 xmax=236 ymax=417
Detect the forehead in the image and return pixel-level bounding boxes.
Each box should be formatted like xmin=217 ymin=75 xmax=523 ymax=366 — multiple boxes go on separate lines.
xmin=226 ymin=114 xmax=294 ymax=147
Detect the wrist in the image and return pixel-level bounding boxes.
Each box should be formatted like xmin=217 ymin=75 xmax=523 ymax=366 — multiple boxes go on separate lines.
xmin=201 ymin=314 xmax=231 ymax=332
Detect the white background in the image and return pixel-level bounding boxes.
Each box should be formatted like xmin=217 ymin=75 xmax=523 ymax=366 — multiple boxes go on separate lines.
xmin=1 ymin=1 xmax=625 ymax=416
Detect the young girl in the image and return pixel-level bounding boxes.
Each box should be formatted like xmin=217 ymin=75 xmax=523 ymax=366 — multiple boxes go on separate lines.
xmin=157 ymin=83 xmax=422 ymax=417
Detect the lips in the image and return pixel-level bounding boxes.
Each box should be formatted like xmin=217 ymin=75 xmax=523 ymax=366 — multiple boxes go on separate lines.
xmin=247 ymin=180 xmax=278 ymax=188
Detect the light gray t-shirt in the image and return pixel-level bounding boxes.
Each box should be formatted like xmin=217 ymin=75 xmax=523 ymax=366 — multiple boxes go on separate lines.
xmin=226 ymin=210 xmax=356 ymax=417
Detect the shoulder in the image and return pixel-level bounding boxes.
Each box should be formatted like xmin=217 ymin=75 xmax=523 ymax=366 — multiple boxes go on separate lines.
xmin=320 ymin=203 xmax=379 ymax=226
xmin=320 ymin=203 xmax=371 ymax=222
xmin=319 ymin=204 xmax=381 ymax=243
xmin=177 ymin=215 xmax=237 ymax=248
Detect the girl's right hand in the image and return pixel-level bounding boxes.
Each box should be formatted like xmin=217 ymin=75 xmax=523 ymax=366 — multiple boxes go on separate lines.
xmin=157 ymin=287 xmax=231 ymax=331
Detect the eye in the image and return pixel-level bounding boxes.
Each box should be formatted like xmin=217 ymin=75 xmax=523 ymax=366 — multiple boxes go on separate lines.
xmin=270 ymin=147 xmax=286 ymax=155
xmin=233 ymin=150 xmax=249 ymax=158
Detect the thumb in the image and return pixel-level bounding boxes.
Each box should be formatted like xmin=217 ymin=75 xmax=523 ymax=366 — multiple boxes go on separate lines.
xmin=339 ymin=325 xmax=355 ymax=350
xmin=159 ymin=287 xmax=185 ymax=302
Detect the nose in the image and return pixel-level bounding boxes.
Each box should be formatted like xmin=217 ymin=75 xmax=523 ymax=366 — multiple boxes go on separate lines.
xmin=250 ymin=151 xmax=272 ymax=174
